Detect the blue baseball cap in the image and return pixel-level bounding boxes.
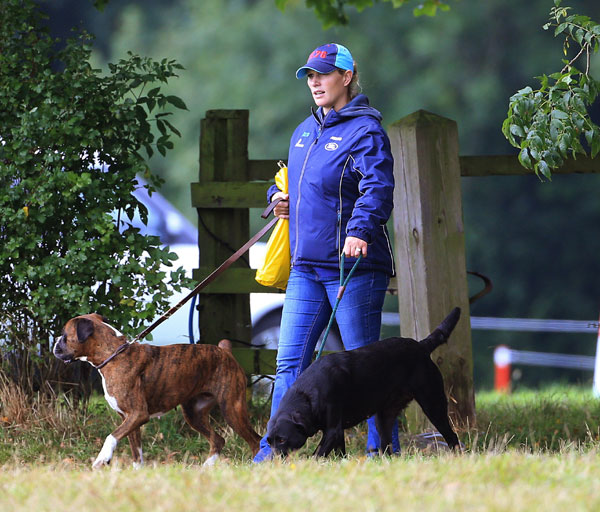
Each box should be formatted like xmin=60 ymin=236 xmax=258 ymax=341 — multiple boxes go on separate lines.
xmin=296 ymin=43 xmax=354 ymax=79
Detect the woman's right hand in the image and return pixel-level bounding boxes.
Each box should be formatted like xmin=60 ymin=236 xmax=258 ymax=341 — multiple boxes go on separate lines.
xmin=271 ymin=191 xmax=289 ymax=219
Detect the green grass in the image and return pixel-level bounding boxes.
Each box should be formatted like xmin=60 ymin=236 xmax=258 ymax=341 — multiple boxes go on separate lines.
xmin=1 ymin=385 xmax=599 ymax=466
xmin=1 ymin=452 xmax=600 ymax=511
xmin=474 ymin=386 xmax=600 ymax=450
xmin=1 ymin=385 xmax=599 ymax=511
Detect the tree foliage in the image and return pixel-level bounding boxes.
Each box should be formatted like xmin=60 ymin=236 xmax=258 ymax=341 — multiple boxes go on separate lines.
xmin=0 ymin=0 xmax=189 ymax=391
xmin=503 ymin=1 xmax=600 ymax=179
xmin=275 ymin=0 xmax=451 ymax=27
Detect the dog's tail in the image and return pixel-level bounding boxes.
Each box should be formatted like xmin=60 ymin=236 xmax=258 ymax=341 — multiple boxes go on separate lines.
xmin=419 ymin=307 xmax=461 ymax=354
xmin=218 ymin=338 xmax=232 ymax=351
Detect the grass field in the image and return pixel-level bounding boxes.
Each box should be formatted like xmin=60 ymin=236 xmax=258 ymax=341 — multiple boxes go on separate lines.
xmin=2 ymin=451 xmax=600 ymax=511
xmin=1 ymin=382 xmax=599 ymax=511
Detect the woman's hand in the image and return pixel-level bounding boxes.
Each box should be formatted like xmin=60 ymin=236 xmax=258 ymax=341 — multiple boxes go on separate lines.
xmin=271 ymin=191 xmax=289 ymax=219
xmin=343 ymin=236 xmax=367 ymax=259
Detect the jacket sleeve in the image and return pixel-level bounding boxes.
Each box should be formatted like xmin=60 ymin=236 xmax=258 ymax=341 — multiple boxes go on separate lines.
xmin=345 ymin=127 xmax=395 ymax=243
xmin=266 ymin=183 xmax=280 ymax=204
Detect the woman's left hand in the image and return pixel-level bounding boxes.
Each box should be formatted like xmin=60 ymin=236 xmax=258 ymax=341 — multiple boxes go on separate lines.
xmin=343 ymin=236 xmax=367 ymax=259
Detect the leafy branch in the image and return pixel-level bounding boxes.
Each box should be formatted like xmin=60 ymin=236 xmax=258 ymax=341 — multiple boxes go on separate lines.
xmin=502 ymin=0 xmax=600 ymax=179
xmin=275 ymin=0 xmax=451 ymax=28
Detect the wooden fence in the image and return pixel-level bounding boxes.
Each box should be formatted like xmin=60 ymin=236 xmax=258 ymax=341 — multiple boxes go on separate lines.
xmin=191 ymin=109 xmax=600 ymax=428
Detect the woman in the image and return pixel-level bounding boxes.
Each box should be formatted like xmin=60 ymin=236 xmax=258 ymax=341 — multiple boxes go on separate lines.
xmin=254 ymin=43 xmax=398 ymax=462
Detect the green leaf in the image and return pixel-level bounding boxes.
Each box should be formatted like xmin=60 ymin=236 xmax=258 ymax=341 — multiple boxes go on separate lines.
xmin=551 ymin=109 xmax=569 ymax=120
xmin=550 ymin=119 xmax=562 ymax=141
xmin=510 ymin=124 xmax=526 ymax=138
xmin=165 ymin=95 xmax=188 ymax=110
xmin=554 ymin=22 xmax=568 ymax=36
xmin=162 ymin=119 xmax=182 ymax=138
xmin=558 ymin=137 xmax=569 ymax=155
xmin=518 ymin=148 xmax=532 ymax=169
xmin=536 ymin=160 xmax=552 ymax=179
xmin=592 ymin=136 xmax=600 ymax=158
xmin=134 ymin=105 xmax=147 ymax=122
xmin=501 ymin=117 xmax=515 ymax=143
xmin=147 ymin=87 xmax=160 ymax=97
xmin=414 ymin=3 xmax=437 ymax=17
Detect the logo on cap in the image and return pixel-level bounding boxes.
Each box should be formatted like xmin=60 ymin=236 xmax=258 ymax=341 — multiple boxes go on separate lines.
xmin=309 ymin=50 xmax=329 ymax=60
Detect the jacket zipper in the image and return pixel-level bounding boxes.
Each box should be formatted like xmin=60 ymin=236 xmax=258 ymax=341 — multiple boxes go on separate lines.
xmin=293 ymin=113 xmax=324 ymax=264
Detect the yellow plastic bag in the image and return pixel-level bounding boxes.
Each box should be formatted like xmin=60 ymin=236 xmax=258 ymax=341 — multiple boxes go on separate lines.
xmin=255 ymin=164 xmax=290 ymax=290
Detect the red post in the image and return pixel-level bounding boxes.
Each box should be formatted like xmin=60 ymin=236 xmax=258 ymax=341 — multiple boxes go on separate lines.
xmin=494 ymin=345 xmax=511 ymax=393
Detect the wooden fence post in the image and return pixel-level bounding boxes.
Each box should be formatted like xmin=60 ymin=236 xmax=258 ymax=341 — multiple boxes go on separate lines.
xmin=388 ymin=110 xmax=476 ymax=429
xmin=196 ymin=110 xmax=251 ymax=345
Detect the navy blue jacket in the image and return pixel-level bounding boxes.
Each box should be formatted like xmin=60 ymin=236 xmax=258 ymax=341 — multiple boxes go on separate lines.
xmin=270 ymin=94 xmax=395 ymax=276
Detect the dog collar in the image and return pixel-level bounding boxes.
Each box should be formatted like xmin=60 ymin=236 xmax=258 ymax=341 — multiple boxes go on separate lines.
xmin=95 ymin=342 xmax=131 ymax=369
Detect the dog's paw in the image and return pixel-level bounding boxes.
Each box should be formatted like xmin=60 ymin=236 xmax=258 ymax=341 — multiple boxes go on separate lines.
xmin=202 ymin=454 xmax=220 ymax=467
xmin=92 ymin=434 xmax=117 ymax=469
xmin=92 ymin=456 xmax=111 ymax=470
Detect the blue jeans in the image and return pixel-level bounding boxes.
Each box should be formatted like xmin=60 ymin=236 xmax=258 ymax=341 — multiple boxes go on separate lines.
xmin=256 ymin=266 xmax=400 ymax=459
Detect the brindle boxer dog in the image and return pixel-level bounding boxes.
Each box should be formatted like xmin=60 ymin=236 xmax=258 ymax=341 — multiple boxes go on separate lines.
xmin=267 ymin=307 xmax=462 ymax=457
xmin=53 ymin=313 xmax=261 ymax=468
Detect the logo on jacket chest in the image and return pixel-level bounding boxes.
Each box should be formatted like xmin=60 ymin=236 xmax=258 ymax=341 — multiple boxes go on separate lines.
xmin=295 ymin=131 xmax=312 ymax=148
xmin=324 ymin=135 xmax=342 ymax=151
xmin=295 ymin=133 xmax=342 ymax=150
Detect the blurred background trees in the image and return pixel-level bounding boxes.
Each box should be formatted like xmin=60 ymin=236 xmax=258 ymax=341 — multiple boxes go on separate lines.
xmin=33 ymin=0 xmax=600 ymax=389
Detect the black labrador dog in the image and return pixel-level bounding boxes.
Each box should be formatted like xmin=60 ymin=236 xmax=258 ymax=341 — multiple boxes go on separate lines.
xmin=267 ymin=307 xmax=461 ymax=457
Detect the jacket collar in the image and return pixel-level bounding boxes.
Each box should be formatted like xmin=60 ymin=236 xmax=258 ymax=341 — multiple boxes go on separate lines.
xmin=310 ymin=94 xmax=382 ymax=128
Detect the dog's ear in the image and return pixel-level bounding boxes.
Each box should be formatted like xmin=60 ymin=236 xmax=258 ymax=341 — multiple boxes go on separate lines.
xmin=76 ymin=318 xmax=95 ymax=343
xmin=291 ymin=412 xmax=308 ymax=434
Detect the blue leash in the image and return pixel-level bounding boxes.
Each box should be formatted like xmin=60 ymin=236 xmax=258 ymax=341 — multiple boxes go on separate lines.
xmin=188 ymin=294 xmax=197 ymax=343
xmin=315 ymin=253 xmax=363 ymax=360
